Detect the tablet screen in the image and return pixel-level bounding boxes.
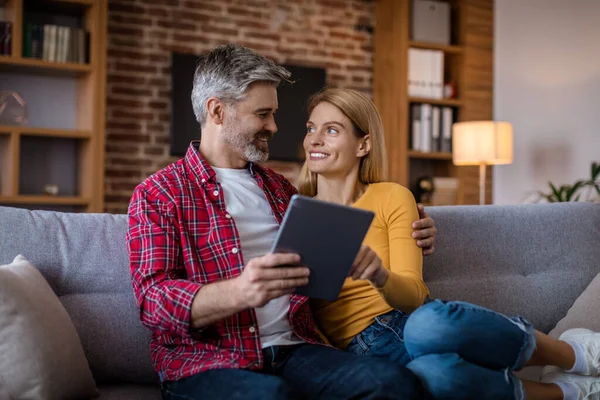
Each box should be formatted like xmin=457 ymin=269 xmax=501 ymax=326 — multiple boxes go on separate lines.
xmin=271 ymin=195 xmax=375 ymax=301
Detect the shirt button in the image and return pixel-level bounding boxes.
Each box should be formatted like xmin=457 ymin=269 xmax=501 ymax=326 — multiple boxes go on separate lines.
xmin=201 ymin=178 xmax=206 ymax=183
xmin=225 ymin=214 xmax=232 ymax=219
xmin=213 ymin=190 xmax=219 ymax=196
xmin=232 ymin=247 xmax=239 ymax=254
xmin=249 ymin=326 xmax=256 ymax=333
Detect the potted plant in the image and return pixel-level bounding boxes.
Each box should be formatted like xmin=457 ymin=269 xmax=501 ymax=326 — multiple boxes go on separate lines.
xmin=537 ymin=162 xmax=600 ymax=203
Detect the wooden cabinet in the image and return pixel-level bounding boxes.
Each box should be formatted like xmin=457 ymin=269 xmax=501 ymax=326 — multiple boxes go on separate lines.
xmin=373 ymin=0 xmax=493 ymax=205
xmin=0 ymin=0 xmax=107 ymax=212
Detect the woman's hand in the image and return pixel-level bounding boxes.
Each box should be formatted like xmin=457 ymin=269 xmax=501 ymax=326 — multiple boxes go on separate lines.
xmin=412 ymin=203 xmax=437 ymax=256
xmin=348 ymin=246 xmax=389 ymax=289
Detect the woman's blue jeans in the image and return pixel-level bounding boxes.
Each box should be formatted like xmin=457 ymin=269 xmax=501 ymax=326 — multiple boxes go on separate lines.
xmin=346 ymin=300 xmax=537 ymax=400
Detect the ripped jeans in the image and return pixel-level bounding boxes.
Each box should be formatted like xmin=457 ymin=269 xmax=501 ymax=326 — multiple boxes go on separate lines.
xmin=346 ymin=300 xmax=536 ymax=400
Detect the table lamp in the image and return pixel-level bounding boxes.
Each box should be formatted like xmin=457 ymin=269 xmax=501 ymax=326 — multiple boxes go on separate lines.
xmin=452 ymin=121 xmax=513 ymax=205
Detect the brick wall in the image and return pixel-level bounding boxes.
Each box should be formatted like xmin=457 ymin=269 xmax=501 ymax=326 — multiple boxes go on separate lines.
xmin=104 ymin=0 xmax=374 ymax=213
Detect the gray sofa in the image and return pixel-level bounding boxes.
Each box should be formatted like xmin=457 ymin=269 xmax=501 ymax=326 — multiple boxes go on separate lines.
xmin=0 ymin=202 xmax=599 ymax=399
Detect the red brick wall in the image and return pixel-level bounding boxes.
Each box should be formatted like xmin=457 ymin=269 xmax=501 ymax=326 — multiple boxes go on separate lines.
xmin=104 ymin=0 xmax=374 ymax=213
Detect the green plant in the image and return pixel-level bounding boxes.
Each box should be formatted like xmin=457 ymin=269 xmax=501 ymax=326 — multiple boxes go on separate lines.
xmin=538 ymin=162 xmax=600 ymax=203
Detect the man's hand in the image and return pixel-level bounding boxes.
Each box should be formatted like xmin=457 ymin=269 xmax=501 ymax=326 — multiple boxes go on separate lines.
xmin=233 ymin=253 xmax=310 ymax=308
xmin=412 ymin=203 xmax=437 ymax=256
xmin=348 ymin=246 xmax=389 ymax=289
xmin=190 ymin=253 xmax=309 ymax=330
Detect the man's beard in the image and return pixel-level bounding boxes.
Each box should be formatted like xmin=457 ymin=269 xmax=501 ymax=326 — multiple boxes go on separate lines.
xmin=221 ymin=116 xmax=271 ymax=164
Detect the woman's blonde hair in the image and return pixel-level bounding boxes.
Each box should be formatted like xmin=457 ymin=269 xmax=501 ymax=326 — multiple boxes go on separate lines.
xmin=297 ymin=87 xmax=388 ymax=197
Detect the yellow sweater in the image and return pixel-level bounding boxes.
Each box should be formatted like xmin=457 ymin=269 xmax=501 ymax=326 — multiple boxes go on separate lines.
xmin=311 ymin=182 xmax=430 ymax=348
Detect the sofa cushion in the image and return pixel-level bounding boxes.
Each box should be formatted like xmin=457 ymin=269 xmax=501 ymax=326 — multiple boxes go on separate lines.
xmin=0 ymin=206 xmax=157 ymax=384
xmin=548 ymin=273 xmax=600 ymax=338
xmin=61 ymin=292 xmax=156 ymax=384
xmin=0 ymin=255 xmax=97 ymax=400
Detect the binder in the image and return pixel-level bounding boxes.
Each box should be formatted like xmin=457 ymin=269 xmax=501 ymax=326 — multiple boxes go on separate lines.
xmin=421 ymin=50 xmax=432 ymax=98
xmin=408 ymin=48 xmax=418 ymax=97
xmin=409 ymin=48 xmax=428 ymax=97
xmin=432 ymin=51 xmax=444 ymax=99
xmin=420 ymin=104 xmax=432 ymax=153
xmin=411 ymin=0 xmax=451 ymax=45
xmin=431 ymin=106 xmax=441 ymax=152
xmin=441 ymin=107 xmax=453 ymax=153
xmin=411 ymin=104 xmax=422 ymax=151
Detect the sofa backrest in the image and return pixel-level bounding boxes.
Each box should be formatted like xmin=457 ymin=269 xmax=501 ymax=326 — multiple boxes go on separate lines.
xmin=425 ymin=203 xmax=600 ymax=333
xmin=0 ymin=206 xmax=156 ymax=385
xmin=1 ymin=202 xmax=599 ymax=384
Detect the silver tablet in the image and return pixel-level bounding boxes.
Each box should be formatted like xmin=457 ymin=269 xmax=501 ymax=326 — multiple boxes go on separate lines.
xmin=270 ymin=194 xmax=375 ymax=301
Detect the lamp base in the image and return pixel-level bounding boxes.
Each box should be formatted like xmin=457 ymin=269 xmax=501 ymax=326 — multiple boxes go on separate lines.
xmin=479 ymin=163 xmax=486 ymax=205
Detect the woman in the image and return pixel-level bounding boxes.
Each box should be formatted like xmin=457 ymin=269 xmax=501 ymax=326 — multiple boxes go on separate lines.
xmin=300 ymin=87 xmax=600 ymax=400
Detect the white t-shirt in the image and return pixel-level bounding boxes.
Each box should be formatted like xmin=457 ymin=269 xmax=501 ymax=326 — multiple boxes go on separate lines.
xmin=212 ymin=166 xmax=303 ymax=348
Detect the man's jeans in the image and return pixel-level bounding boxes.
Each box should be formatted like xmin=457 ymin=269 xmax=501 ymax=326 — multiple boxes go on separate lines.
xmin=161 ymin=343 xmax=424 ymax=399
xmin=347 ymin=299 xmax=537 ymax=400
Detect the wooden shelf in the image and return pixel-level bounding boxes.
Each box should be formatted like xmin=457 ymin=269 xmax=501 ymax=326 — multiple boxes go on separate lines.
xmin=0 ymin=195 xmax=90 ymax=205
xmin=409 ymin=41 xmax=464 ymax=54
xmin=0 ymin=126 xmax=92 ymax=139
xmin=54 ymin=0 xmax=96 ymax=5
xmin=0 ymin=56 xmax=91 ymax=76
xmin=408 ymin=151 xmax=453 ymax=160
xmin=409 ymin=97 xmax=464 ymax=107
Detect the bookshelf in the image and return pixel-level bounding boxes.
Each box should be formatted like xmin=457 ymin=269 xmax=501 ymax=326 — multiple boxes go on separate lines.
xmin=374 ymin=0 xmax=494 ymax=205
xmin=0 ymin=0 xmax=106 ymax=212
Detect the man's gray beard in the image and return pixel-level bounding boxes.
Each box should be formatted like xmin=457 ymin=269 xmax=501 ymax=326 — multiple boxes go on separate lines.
xmin=221 ymin=128 xmax=269 ymax=164
xmin=244 ymin=145 xmax=269 ymax=164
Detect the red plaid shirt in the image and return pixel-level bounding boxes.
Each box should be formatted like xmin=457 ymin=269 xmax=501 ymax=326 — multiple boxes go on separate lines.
xmin=126 ymin=142 xmax=324 ymax=382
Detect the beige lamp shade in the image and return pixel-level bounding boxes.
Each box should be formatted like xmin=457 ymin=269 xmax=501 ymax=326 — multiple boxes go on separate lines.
xmin=452 ymin=121 xmax=514 ymax=165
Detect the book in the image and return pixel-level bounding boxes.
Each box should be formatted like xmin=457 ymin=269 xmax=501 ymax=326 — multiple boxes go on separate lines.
xmin=42 ymin=25 xmax=50 ymax=60
xmin=0 ymin=22 xmax=6 ymax=55
xmin=23 ymin=23 xmax=33 ymax=58
xmin=69 ymin=26 xmax=76 ymax=62
xmin=1 ymin=21 xmax=11 ymax=56
xmin=431 ymin=176 xmax=459 ymax=205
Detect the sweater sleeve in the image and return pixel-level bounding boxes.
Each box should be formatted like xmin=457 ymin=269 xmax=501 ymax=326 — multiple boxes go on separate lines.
xmin=376 ymin=185 xmax=429 ymax=312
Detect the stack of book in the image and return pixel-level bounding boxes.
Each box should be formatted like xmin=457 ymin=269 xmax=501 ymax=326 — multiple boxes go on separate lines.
xmin=0 ymin=21 xmax=12 ymax=56
xmin=410 ymin=104 xmax=453 ymax=153
xmin=430 ymin=177 xmax=459 ymax=205
xmin=22 ymin=23 xmax=89 ymax=64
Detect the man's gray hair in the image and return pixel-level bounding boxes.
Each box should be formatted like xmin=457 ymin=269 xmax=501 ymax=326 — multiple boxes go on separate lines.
xmin=191 ymin=44 xmax=291 ymax=127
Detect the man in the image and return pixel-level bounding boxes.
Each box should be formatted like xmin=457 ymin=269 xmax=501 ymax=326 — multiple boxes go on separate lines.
xmin=127 ymin=44 xmax=437 ymax=399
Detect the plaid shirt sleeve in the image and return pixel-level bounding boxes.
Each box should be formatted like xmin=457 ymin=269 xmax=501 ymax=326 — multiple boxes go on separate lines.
xmin=126 ymin=184 xmax=203 ymax=338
